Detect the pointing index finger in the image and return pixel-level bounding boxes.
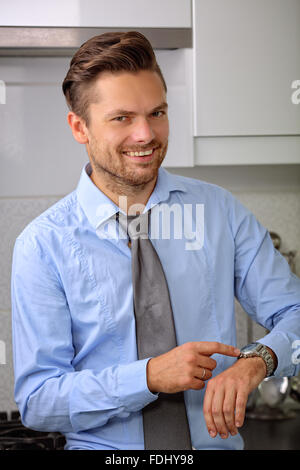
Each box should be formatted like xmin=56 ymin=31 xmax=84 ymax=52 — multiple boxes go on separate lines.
xmin=197 ymin=342 xmax=240 ymax=357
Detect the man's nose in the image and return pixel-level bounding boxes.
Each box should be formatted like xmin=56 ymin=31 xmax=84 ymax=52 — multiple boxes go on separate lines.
xmin=131 ymin=117 xmax=155 ymax=143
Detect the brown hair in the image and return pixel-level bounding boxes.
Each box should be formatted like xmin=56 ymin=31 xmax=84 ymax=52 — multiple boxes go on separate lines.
xmin=62 ymin=31 xmax=167 ymax=126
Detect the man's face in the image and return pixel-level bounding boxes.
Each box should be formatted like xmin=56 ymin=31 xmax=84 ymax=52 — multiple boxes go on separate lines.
xmin=85 ymin=70 xmax=169 ymax=188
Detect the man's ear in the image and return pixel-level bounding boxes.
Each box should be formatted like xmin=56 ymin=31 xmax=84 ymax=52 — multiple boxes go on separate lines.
xmin=67 ymin=112 xmax=89 ymax=144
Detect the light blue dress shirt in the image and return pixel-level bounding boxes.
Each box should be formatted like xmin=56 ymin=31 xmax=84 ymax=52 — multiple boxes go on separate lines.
xmin=11 ymin=163 xmax=300 ymax=450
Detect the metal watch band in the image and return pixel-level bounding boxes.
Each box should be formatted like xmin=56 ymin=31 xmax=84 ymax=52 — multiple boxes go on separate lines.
xmin=257 ymin=344 xmax=274 ymax=377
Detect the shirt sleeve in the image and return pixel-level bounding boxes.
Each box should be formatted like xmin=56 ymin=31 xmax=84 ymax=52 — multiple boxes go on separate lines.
xmin=11 ymin=234 xmax=157 ymax=434
xmin=229 ymin=193 xmax=300 ymax=378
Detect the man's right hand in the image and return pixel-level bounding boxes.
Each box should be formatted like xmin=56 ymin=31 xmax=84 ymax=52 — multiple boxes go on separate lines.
xmin=146 ymin=342 xmax=240 ymax=394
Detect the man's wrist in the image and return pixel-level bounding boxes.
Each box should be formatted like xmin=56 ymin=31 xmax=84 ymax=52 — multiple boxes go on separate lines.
xmin=235 ymin=355 xmax=267 ymax=377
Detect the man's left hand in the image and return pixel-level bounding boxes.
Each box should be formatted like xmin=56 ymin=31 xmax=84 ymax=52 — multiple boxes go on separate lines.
xmin=203 ymin=356 xmax=267 ymax=439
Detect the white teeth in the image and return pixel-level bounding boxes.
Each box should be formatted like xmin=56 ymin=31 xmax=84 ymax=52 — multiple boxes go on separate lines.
xmin=125 ymin=149 xmax=154 ymax=157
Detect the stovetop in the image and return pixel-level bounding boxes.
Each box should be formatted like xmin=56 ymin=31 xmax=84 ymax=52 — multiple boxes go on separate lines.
xmin=0 ymin=411 xmax=66 ymax=450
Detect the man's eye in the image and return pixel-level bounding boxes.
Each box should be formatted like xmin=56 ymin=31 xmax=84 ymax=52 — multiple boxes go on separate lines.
xmin=152 ymin=111 xmax=164 ymax=118
xmin=114 ymin=116 xmax=127 ymax=122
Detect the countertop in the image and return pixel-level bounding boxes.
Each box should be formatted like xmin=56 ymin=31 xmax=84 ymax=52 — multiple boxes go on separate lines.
xmin=239 ymin=408 xmax=300 ymax=450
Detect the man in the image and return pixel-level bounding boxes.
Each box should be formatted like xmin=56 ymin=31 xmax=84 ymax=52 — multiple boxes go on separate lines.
xmin=11 ymin=31 xmax=300 ymax=450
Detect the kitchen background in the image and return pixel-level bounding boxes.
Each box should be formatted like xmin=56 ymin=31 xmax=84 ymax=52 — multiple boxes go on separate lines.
xmin=0 ymin=0 xmax=300 ymax=449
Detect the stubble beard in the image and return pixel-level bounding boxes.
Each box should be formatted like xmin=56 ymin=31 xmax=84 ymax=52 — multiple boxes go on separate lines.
xmin=88 ymin=138 xmax=168 ymax=195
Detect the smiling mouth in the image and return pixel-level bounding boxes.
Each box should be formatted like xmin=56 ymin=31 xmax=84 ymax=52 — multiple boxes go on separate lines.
xmin=123 ymin=148 xmax=155 ymax=157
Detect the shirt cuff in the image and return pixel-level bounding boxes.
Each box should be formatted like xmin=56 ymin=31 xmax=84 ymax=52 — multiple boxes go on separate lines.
xmin=257 ymin=331 xmax=297 ymax=377
xmin=117 ymin=358 xmax=158 ymax=412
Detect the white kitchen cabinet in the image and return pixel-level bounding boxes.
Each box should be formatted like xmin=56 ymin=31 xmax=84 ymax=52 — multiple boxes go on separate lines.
xmin=158 ymin=49 xmax=194 ymax=168
xmin=0 ymin=0 xmax=192 ymax=28
xmin=193 ymin=0 xmax=300 ymax=138
xmin=194 ymin=136 xmax=300 ymax=166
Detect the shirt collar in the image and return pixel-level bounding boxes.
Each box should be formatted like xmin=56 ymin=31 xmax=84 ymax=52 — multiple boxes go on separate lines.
xmin=76 ymin=162 xmax=187 ymax=230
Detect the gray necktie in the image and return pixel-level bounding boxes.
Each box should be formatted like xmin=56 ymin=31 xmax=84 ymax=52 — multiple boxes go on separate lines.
xmin=118 ymin=210 xmax=192 ymax=450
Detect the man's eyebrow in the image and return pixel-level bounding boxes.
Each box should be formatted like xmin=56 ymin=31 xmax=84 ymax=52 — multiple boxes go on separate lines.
xmin=104 ymin=102 xmax=168 ymax=120
xmin=151 ymin=102 xmax=168 ymax=112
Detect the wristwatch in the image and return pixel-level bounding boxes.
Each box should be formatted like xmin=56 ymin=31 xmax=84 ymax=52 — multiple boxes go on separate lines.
xmin=238 ymin=342 xmax=276 ymax=377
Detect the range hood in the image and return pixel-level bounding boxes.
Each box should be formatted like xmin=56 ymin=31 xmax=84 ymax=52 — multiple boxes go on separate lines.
xmin=0 ymin=26 xmax=192 ymax=56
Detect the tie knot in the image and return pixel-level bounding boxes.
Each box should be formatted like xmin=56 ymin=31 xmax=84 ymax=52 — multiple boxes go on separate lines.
xmin=118 ymin=211 xmax=150 ymax=240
